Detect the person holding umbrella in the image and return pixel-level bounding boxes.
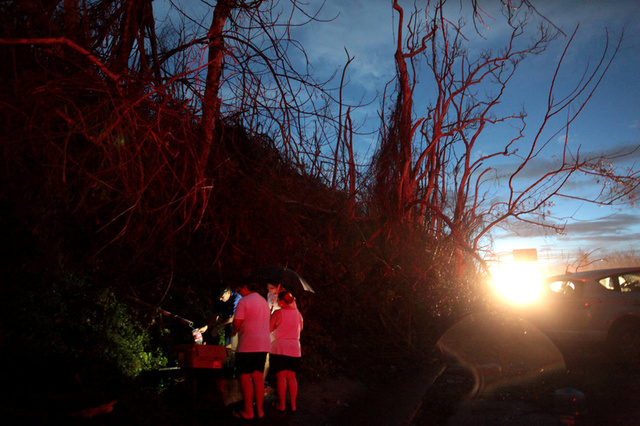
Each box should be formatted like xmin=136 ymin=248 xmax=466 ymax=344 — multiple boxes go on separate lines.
xmin=232 ymin=280 xmax=271 ymax=420
xmin=269 ymin=291 xmax=304 ymax=413
xmin=259 ymin=265 xmax=314 ymax=314
xmin=258 ymin=265 xmax=315 ymax=295
xmin=267 ymin=282 xmax=284 ymax=314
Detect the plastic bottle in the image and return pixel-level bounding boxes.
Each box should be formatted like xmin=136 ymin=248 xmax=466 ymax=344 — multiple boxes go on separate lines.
xmin=192 ymin=328 xmax=203 ymax=345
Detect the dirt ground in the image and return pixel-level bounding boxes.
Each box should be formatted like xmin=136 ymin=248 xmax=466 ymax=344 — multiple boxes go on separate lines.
xmin=207 ymin=365 xmax=442 ymax=426
xmin=27 ymin=362 xmax=441 ymax=426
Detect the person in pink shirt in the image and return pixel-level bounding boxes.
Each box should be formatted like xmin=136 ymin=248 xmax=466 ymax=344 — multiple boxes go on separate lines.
xmin=269 ymin=291 xmax=304 ymax=413
xmin=232 ymin=280 xmax=271 ymax=420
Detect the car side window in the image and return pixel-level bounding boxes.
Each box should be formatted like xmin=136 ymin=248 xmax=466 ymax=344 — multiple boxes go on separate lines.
xmin=619 ymin=273 xmax=640 ymax=293
xmin=598 ymin=276 xmax=620 ymax=292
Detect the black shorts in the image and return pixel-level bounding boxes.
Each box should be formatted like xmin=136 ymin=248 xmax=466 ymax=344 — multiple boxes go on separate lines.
xmin=269 ymin=354 xmax=301 ymax=373
xmin=235 ymin=352 xmax=268 ymax=375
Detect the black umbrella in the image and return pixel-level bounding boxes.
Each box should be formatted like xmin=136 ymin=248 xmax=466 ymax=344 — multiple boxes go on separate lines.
xmin=258 ymin=265 xmax=315 ymax=294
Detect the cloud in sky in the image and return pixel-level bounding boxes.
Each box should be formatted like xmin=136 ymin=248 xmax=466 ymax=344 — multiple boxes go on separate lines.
xmin=490 ymin=141 xmax=640 ymax=182
xmin=494 ymin=212 xmax=640 ymax=256
xmin=298 ymin=1 xmax=396 ymax=95
xmin=553 ymin=213 xmax=640 ymax=255
xmin=563 ymin=213 xmax=640 ymax=238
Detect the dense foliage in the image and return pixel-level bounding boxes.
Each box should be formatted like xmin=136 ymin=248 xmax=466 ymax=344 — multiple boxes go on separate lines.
xmin=0 ymin=6 xmax=543 ymax=421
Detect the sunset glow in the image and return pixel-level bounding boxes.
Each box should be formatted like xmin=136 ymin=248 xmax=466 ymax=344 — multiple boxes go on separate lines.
xmin=490 ymin=260 xmax=544 ymax=305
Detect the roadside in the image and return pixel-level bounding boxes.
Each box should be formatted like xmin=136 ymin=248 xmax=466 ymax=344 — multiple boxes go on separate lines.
xmin=211 ymin=361 xmax=446 ymax=425
xmin=330 ymin=363 xmax=446 ymax=426
xmin=19 ymin=338 xmax=632 ymax=425
xmin=205 ymin=344 xmax=640 ymax=426
xmin=415 ymin=365 xmax=560 ymax=426
xmin=7 ymin=353 xmax=444 ymax=425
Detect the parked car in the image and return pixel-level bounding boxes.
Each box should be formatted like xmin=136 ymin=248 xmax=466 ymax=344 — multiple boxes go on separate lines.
xmin=524 ymin=267 xmax=640 ymax=363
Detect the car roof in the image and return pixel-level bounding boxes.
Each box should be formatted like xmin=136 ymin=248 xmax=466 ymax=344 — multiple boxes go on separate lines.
xmin=545 ymin=267 xmax=640 ymax=282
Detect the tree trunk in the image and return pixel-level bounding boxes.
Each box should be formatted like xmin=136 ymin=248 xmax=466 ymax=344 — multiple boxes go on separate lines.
xmin=202 ymin=0 xmax=236 ymax=165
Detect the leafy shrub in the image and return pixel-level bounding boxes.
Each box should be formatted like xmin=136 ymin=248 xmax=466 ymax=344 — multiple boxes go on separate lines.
xmin=2 ymin=269 xmax=167 ymax=386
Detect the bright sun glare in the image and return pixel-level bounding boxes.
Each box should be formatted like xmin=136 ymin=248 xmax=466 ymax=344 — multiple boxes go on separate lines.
xmin=490 ymin=260 xmax=543 ymax=305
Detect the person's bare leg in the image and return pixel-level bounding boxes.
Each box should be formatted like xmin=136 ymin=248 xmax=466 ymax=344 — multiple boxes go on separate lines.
xmin=264 ymin=354 xmax=270 ymax=377
xmin=275 ymin=371 xmax=287 ymax=410
xmin=238 ymin=374 xmax=254 ymax=419
xmin=287 ymin=371 xmax=298 ymax=412
xmin=252 ymin=370 xmax=265 ymax=418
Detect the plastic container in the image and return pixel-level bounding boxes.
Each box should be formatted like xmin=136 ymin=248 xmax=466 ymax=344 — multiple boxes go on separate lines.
xmin=192 ymin=328 xmax=203 ymax=345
